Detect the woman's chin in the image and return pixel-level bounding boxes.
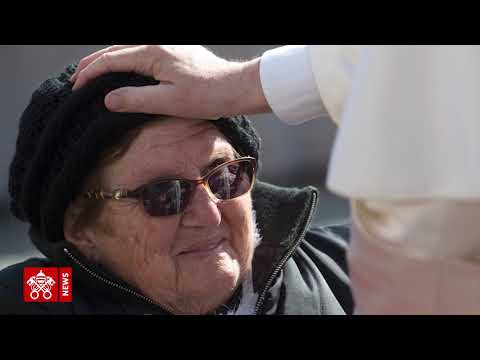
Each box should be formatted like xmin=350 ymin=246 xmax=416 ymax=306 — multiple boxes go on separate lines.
xmin=176 ymin=261 xmax=243 ymax=313
xmin=138 ymin=241 xmax=250 ymax=314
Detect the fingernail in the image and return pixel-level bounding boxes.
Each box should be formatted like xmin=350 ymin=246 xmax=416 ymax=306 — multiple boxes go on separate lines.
xmin=106 ymin=93 xmax=122 ymax=110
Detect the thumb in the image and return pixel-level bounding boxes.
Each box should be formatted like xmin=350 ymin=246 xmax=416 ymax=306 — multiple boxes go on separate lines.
xmin=105 ymin=85 xmax=175 ymax=115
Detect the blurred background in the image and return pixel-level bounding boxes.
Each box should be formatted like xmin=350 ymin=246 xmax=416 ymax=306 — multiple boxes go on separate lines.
xmin=0 ymin=45 xmax=349 ymax=270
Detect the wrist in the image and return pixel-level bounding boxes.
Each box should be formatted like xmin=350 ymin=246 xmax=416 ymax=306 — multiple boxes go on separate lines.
xmin=221 ymin=58 xmax=271 ymax=117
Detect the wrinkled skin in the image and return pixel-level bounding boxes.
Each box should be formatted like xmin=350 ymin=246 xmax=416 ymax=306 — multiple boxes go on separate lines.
xmin=65 ymin=118 xmax=256 ymax=314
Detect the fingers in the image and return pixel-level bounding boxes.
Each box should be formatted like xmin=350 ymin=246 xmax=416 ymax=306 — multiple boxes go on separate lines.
xmin=105 ymin=84 xmax=176 ymax=115
xmin=70 ymin=45 xmax=135 ymax=82
xmin=72 ymin=46 xmax=153 ymax=90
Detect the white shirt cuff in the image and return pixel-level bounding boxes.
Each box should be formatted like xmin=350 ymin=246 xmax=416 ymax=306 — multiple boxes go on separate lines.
xmin=259 ymin=45 xmax=326 ymax=125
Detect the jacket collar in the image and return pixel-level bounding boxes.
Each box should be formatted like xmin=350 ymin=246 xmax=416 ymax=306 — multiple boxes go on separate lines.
xmin=251 ymin=182 xmax=318 ymax=293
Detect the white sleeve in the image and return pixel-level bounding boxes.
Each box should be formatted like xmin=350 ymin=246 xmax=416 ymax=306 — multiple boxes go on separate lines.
xmin=259 ymin=45 xmax=327 ymax=125
xmin=308 ymin=45 xmax=363 ymax=125
xmin=260 ymin=45 xmax=363 ymax=126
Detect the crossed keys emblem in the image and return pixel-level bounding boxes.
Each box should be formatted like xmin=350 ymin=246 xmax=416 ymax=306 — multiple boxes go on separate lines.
xmin=26 ymin=270 xmax=56 ymax=300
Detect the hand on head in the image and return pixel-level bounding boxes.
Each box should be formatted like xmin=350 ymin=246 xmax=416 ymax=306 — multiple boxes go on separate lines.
xmin=71 ymin=45 xmax=270 ymax=119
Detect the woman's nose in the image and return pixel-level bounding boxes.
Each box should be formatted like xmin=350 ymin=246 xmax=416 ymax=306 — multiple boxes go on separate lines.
xmin=180 ymin=183 xmax=222 ymax=227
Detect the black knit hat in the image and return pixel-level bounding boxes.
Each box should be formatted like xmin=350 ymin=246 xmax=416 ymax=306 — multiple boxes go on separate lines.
xmin=9 ymin=63 xmax=261 ymax=259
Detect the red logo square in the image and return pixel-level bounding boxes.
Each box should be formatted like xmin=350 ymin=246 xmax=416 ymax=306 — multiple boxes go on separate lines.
xmin=24 ymin=267 xmax=59 ymax=302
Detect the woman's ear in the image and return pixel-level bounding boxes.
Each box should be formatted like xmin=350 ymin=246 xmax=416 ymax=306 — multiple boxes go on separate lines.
xmin=63 ymin=201 xmax=99 ymax=262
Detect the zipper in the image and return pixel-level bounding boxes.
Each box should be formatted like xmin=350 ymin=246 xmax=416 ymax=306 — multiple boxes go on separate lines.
xmin=253 ymin=190 xmax=318 ymax=315
xmin=63 ymin=248 xmax=175 ymax=315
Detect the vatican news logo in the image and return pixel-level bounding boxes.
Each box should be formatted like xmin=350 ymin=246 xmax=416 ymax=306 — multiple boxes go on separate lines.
xmin=23 ymin=267 xmax=72 ymax=302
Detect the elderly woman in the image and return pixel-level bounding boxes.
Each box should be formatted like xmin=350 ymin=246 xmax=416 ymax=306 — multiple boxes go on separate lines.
xmin=0 ymin=64 xmax=352 ymax=315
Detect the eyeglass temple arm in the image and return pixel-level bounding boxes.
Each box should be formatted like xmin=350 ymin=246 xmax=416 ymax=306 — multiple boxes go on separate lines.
xmin=84 ymin=189 xmax=136 ymax=200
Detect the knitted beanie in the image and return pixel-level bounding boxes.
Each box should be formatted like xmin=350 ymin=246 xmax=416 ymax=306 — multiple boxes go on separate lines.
xmin=8 ymin=63 xmax=261 ymax=259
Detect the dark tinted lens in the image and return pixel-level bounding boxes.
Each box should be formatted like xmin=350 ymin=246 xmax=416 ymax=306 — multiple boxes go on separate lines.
xmin=208 ymin=160 xmax=254 ymax=201
xmin=142 ymin=180 xmax=194 ymax=216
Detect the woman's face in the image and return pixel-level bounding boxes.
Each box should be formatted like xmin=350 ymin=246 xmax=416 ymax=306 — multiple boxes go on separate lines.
xmin=75 ymin=118 xmax=256 ymax=314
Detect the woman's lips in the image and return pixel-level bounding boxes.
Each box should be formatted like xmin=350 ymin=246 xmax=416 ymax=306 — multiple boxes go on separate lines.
xmin=178 ymin=238 xmax=226 ymax=256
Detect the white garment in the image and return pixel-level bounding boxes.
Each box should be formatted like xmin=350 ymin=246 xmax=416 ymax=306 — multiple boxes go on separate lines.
xmin=328 ymin=45 xmax=480 ymax=200
xmin=259 ymin=45 xmax=480 ymax=312
xmin=261 ymin=45 xmax=480 ymax=199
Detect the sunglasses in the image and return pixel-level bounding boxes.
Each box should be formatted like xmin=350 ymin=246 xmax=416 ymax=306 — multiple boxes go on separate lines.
xmin=84 ymin=157 xmax=257 ymax=217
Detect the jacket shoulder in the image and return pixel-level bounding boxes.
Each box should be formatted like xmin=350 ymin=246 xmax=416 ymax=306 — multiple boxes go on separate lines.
xmin=0 ymin=258 xmax=55 ymax=315
xmin=300 ymin=222 xmax=353 ymax=314
xmin=0 ymin=257 xmax=53 ymax=284
xmin=305 ymin=223 xmax=350 ymax=271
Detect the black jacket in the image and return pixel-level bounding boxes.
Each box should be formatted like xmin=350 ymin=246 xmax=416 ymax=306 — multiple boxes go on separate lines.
xmin=0 ymin=181 xmax=353 ymax=315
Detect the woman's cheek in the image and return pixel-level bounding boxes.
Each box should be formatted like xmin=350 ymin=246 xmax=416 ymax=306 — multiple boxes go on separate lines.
xmin=135 ymin=217 xmax=180 ymax=268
